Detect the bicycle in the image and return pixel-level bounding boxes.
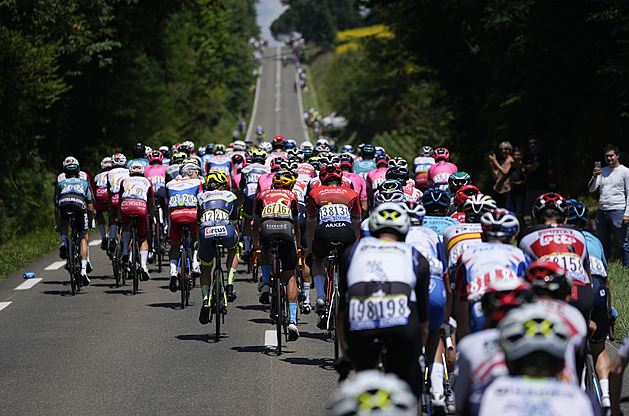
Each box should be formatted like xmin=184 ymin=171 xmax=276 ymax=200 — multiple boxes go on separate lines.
xmin=154 ymin=204 xmax=165 ymax=273
xmin=322 ymin=241 xmax=343 ymax=360
xmin=128 ymin=215 xmax=141 ymax=295
xmin=177 ymin=222 xmax=194 ymax=309
xmin=583 ymin=339 xmax=604 ymax=408
xmin=209 ymin=238 xmax=227 ymax=342
xmin=269 ymin=240 xmax=289 ymax=355
xmin=112 ymin=225 xmax=127 ymax=288
xmin=65 ymin=212 xmax=82 ymax=295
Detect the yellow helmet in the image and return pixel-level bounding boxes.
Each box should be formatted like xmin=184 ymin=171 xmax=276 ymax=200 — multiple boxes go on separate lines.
xmin=204 ymin=170 xmax=228 ymax=191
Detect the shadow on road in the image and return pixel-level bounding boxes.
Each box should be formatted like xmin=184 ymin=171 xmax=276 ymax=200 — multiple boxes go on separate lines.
xmin=281 ymin=356 xmax=334 ymax=369
xmin=236 ymin=304 xmax=267 ymax=312
xmin=175 ymin=333 xmax=220 ymax=343
xmin=148 ymin=302 xmax=182 ymax=310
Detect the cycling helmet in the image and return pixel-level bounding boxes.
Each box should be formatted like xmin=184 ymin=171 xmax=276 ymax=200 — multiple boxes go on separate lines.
xmin=231 ymin=153 xmax=244 ymax=166
xmin=129 ymin=161 xmax=145 ymax=176
xmin=454 ymin=185 xmax=480 ymax=207
xmin=357 ymin=143 xmax=366 ymax=153
xmin=362 ymin=144 xmax=376 ymax=158
xmin=499 ymin=303 xmax=571 ymax=362
xmin=256 ymin=126 xmax=264 ymax=135
xmin=273 ymin=135 xmax=285 ymax=148
xmin=379 ymin=179 xmax=405 ymax=193
xmin=369 ymin=202 xmax=411 ymax=239
xmin=390 ymin=157 xmax=408 ymax=168
xmin=179 ymin=159 xmax=202 ymax=177
xmin=159 ymin=146 xmax=170 ymax=158
xmin=232 ymin=140 xmax=246 ymax=152
xmin=433 ymin=147 xmax=450 ymax=162
xmin=290 ymin=148 xmax=305 ymax=162
xmin=272 ymin=170 xmax=297 ymax=189
xmin=482 ymin=279 xmax=536 ymax=327
xmin=329 ymin=370 xmax=417 ymax=416
xmin=375 ymin=146 xmax=386 ymax=156
xmin=532 ymin=192 xmax=568 ymax=219
xmin=316 ymin=138 xmax=329 ymax=146
xmin=300 ymin=141 xmax=314 ymax=150
xmin=386 ymin=166 xmax=411 ymax=184
xmin=213 ymin=144 xmax=226 ymax=155
xmin=284 ymin=139 xmax=297 ymax=149
xmin=480 ymin=209 xmax=520 ymax=239
xmin=260 ymin=142 xmax=272 ymax=153
xmin=374 ymin=190 xmax=405 ymax=205
xmin=448 ymin=171 xmax=471 ymax=192
xmin=285 ymin=161 xmax=299 ymax=175
xmin=250 ymin=149 xmax=267 ymax=164
xmin=63 ymin=156 xmax=80 ymax=174
xmin=463 ymin=194 xmax=498 ymax=223
xmin=566 ymin=199 xmax=588 ymax=227
xmin=111 ymin=153 xmax=127 ymax=167
xmin=205 ymin=143 xmax=215 ymax=155
xmin=170 ymin=151 xmax=187 ymax=165
xmin=204 ymin=171 xmax=228 ymax=191
xmin=422 ymin=187 xmax=451 ymax=215
xmin=302 ymin=148 xmax=314 ymax=160
xmin=419 ymin=146 xmax=434 ymax=157
xmin=330 ymin=143 xmax=339 ymax=153
xmin=524 ymin=260 xmax=573 ymax=300
xmin=405 ymin=202 xmax=426 ymax=225
xmin=270 ymin=156 xmax=287 ymax=172
xmin=180 ymin=140 xmax=195 ymax=155
xmin=148 ymin=150 xmax=164 ymax=164
xmin=133 ymin=142 xmax=145 ymax=158
xmin=100 ymin=157 xmax=113 ymax=170
xmin=375 ymin=154 xmax=390 ymax=167
xmin=315 ymin=144 xmax=330 ymax=155
xmin=338 ymin=154 xmax=354 ymax=170
xmin=197 ymin=146 xmax=206 ymax=156
xmin=342 ymin=144 xmax=354 ymax=153
xmin=319 ymin=165 xmax=343 ymax=184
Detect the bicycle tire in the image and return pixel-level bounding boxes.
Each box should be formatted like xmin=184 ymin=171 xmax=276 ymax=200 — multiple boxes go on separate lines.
xmin=585 ymin=353 xmax=603 ymax=406
xmin=156 ymin=209 xmax=163 ymax=273
xmin=275 ymin=256 xmax=283 ymax=355
xmin=180 ymin=241 xmax=188 ymax=309
xmin=120 ymin=241 xmax=127 ymax=286
xmin=74 ymin=235 xmax=82 ymax=293
xmin=214 ymin=261 xmax=222 ymax=342
xmin=68 ymin=233 xmax=77 ymax=295
xmin=131 ymin=227 xmax=139 ymax=295
xmin=113 ymin=240 xmax=121 ymax=287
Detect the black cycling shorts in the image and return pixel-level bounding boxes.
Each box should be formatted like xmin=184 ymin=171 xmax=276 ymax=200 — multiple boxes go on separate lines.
xmin=591 ymin=276 xmax=609 ymax=344
xmin=569 ymin=281 xmax=594 ymax=325
xmin=311 ymin=222 xmax=356 ymax=260
xmin=58 ymin=195 xmax=88 ymax=234
xmin=260 ymin=220 xmax=298 ymax=270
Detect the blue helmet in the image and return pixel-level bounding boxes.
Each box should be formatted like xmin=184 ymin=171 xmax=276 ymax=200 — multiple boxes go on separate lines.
xmin=342 ymin=144 xmax=354 ymax=153
xmin=566 ymin=199 xmax=588 ymax=226
xmin=422 ymin=187 xmax=450 ymax=215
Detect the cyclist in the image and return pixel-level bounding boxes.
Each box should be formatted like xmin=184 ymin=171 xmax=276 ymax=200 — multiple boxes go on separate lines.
xmin=107 ymin=153 xmax=130 ymax=252
xmin=365 ymin=154 xmax=390 ymax=205
xmin=126 ymin=142 xmax=150 ymax=168
xmin=255 ymin=125 xmax=265 ymax=141
xmin=165 ymin=151 xmax=187 ymax=184
xmin=339 ymin=154 xmax=368 ymax=214
xmin=454 ymin=209 xmax=531 ymax=339
xmin=306 ymin=165 xmax=361 ymax=324
xmin=252 ymin=170 xmax=301 ymax=341
xmin=258 ymin=156 xmax=286 ymax=192
xmin=414 ymin=145 xmax=435 ymax=191
xmin=205 ymin=144 xmax=232 ymax=184
xmin=93 ymin=157 xmax=113 ymax=250
xmin=118 ymin=162 xmax=155 ymax=280
xmin=166 ymin=160 xmax=204 ymax=292
xmin=197 ymin=171 xmax=240 ymax=324
xmin=159 ymin=146 xmax=171 ymax=165
xmin=449 ymin=184 xmax=480 ymax=221
xmin=428 ymin=148 xmax=458 ymax=191
xmin=339 ymin=202 xmax=430 ymax=398
xmin=238 ymin=149 xmax=269 ymax=260
xmin=386 ymin=166 xmax=422 ymax=207
xmin=466 ymin=303 xmax=600 ymax=416
xmin=55 ymin=157 xmax=94 ymax=286
xmin=448 ymin=171 xmax=472 ymax=202
xmin=353 ymin=144 xmax=377 ymax=180
xmin=145 ymin=150 xmax=167 ymax=261
xmin=421 ymin=187 xmax=459 ymax=236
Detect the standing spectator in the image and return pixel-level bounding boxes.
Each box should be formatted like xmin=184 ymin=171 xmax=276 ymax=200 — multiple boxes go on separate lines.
xmin=522 ymin=135 xmax=549 ymax=215
xmin=588 ymin=144 xmax=629 ymax=267
xmin=506 ymin=147 xmax=527 ymax=229
xmin=237 ymin=117 xmax=246 ymax=134
xmin=232 ymin=127 xmax=240 ymax=142
xmin=488 ymin=140 xmax=514 ymax=206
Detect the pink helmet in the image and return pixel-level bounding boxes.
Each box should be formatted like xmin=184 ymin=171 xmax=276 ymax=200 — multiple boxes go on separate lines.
xmin=433 ymin=147 xmax=450 ymax=161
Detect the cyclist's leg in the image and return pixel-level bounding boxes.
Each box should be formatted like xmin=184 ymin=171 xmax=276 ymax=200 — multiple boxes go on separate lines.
xmin=427 ymin=276 xmax=448 ymax=406
xmin=56 ymin=206 xmax=70 ymax=259
xmin=168 ymin=210 xmax=183 ymax=291
xmin=197 ymin=231 xmax=215 ymax=324
xmin=223 ymin=226 xmax=240 ymax=301
xmin=299 ymin=207 xmax=312 ymax=312
xmin=592 ymin=276 xmax=611 ymax=406
xmin=78 ymin=209 xmax=90 ymax=285
xmin=310 ymin=227 xmax=328 ymax=313
xmin=137 ymin=214 xmax=150 ymax=279
xmin=278 ymin=228 xmax=299 ymax=339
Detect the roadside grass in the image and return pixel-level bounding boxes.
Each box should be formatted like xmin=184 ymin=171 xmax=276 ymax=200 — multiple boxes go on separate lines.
xmin=0 ymin=227 xmax=59 ymax=280
xmin=609 ymin=260 xmax=629 ymax=339
xmin=303 ymin=45 xmax=334 ymax=116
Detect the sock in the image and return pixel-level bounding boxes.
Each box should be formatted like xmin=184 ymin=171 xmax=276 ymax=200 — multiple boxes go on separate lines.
xmin=289 ymin=303 xmax=297 ymax=323
xmin=122 ymin=231 xmax=131 ymax=254
xmin=87 ymin=247 xmax=90 ymax=262
xmin=430 ymin=363 xmax=445 ymax=396
xmin=303 ymin=282 xmax=311 ymax=304
xmin=192 ymin=250 xmax=200 ymax=271
xmin=170 ymin=260 xmax=178 ymax=275
xmin=109 ymin=224 xmax=117 ymax=240
xmin=228 ymin=268 xmax=236 ymax=285
xmin=314 ymin=275 xmax=325 ymax=300
xmin=60 ymin=235 xmax=68 ymax=246
xmin=140 ymin=250 xmax=148 ymax=268
xmin=202 ymin=285 xmax=210 ymax=302
xmin=261 ymin=265 xmax=271 ymax=285
xmin=600 ymin=378 xmax=609 ymax=398
xmin=81 ymin=259 xmax=88 ymax=275
xmin=99 ymin=224 xmax=106 ymax=240
xmin=244 ymin=236 xmax=251 ymax=252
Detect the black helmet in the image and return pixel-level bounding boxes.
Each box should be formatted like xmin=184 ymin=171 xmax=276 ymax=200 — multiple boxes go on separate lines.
xmin=133 ymin=142 xmax=145 ymax=158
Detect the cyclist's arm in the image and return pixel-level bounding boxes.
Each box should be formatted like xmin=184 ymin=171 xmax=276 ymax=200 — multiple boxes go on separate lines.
xmin=87 ymin=203 xmax=94 ymax=224
xmin=148 ymin=185 xmax=155 ymax=219
xmin=453 ymin=257 xmax=470 ymax=340
xmin=414 ymin=251 xmax=431 ymax=346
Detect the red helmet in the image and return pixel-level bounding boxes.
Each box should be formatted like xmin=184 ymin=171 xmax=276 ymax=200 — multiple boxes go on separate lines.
xmin=532 ymin=192 xmax=568 ymax=219
xmin=273 ymin=135 xmax=284 ymax=145
xmin=454 ymin=184 xmax=480 ymax=207
xmin=231 ymin=153 xmax=244 ymax=165
xmin=319 ymin=165 xmax=343 ymax=184
xmin=433 ymin=147 xmax=450 ymax=161
xmin=481 ymin=279 xmax=535 ymax=327
xmin=147 ymin=150 xmax=164 ymax=164
xmin=270 ymin=156 xmax=287 ymax=172
xmin=524 ymin=260 xmax=572 ymax=300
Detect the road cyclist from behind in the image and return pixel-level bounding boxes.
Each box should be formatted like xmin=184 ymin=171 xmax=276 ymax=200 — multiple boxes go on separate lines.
xmin=252 ymin=169 xmax=302 ymax=341
xmin=106 ymin=153 xmax=130 ymax=253
xmin=204 ymin=144 xmax=232 ymax=183
xmin=93 ymin=156 xmax=113 ymax=250
xmin=352 ymin=144 xmax=377 ymax=180
xmin=165 ymin=151 xmax=187 ymax=184
xmin=117 ymin=162 xmax=155 ymax=281
xmin=165 ymin=159 xmax=204 ymax=292
xmin=421 ymin=187 xmax=460 ymax=237
xmin=427 ymin=148 xmax=458 ymax=191
xmin=338 ymin=202 xmax=430 ymax=400
xmin=125 ymin=142 xmax=150 ymax=168
xmin=197 ymin=171 xmax=240 ymax=325
xmin=414 ymin=145 xmax=435 ymax=191
xmin=338 ymin=153 xmax=368 ymax=214
xmin=55 ymin=157 xmax=95 ymax=286
xmin=447 ymin=184 xmax=481 ymax=223
xmin=237 ymin=149 xmax=269 ymax=262
xmin=144 ymin=150 xmax=168 ymax=261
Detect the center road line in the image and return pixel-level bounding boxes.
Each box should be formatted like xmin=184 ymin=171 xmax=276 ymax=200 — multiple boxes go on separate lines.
xmin=0 ymin=301 xmax=11 ymax=311
xmin=274 ymin=45 xmax=282 ymax=133
xmin=15 ymin=278 xmax=43 ymax=291
xmin=45 ymin=261 xmax=66 ymax=270
xmin=265 ymin=329 xmax=278 ymax=348
xmin=88 ymin=239 xmax=102 ymax=247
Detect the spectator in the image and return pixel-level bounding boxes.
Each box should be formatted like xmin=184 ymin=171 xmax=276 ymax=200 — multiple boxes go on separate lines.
xmin=506 ymin=147 xmax=527 ymax=229
xmin=237 ymin=117 xmax=246 ymax=134
xmin=610 ymin=331 xmax=629 ymax=416
xmin=522 ymin=135 xmax=549 ymax=215
xmin=588 ymin=144 xmax=629 ymax=267
xmin=488 ymin=140 xmax=514 ymax=206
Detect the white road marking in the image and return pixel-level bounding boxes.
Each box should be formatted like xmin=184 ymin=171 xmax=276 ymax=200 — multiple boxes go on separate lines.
xmin=265 ymin=329 xmax=278 ymax=349
xmin=0 ymin=302 xmax=11 ymax=312
xmin=45 ymin=261 xmax=66 ymax=270
xmin=15 ymin=278 xmax=43 ymax=290
xmin=89 ymin=239 xmax=101 ymax=247
xmin=246 ymin=65 xmax=264 ymax=142
xmin=275 ymin=45 xmax=282 ymax=133
xmin=295 ymin=69 xmax=310 ymax=142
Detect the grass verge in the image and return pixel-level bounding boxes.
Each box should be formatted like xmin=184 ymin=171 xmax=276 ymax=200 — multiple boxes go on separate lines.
xmin=0 ymin=227 xmax=59 ymax=280
xmin=609 ymin=260 xmax=629 ymax=339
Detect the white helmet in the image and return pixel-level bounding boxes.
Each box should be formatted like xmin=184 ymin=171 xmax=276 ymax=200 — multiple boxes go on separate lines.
xmin=111 ymin=153 xmax=127 ymax=167
xmin=260 ymin=142 xmax=272 ymax=153
xmin=316 ymin=138 xmax=329 ymax=146
xmin=100 ymin=157 xmax=113 ymax=170
xmin=129 ymin=161 xmax=145 ymax=176
xmin=300 ymin=141 xmax=314 ymax=150
xmin=369 ymin=202 xmax=410 ymax=238
xmin=233 ymin=140 xmax=247 ymax=152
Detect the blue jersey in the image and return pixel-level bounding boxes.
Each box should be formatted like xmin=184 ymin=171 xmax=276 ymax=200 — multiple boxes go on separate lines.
xmin=55 ymin=177 xmax=93 ymax=206
xmin=197 ymin=190 xmax=239 ymax=228
xmin=126 ymin=158 xmax=150 ymax=169
xmin=240 ymin=163 xmax=269 ymax=198
xmin=422 ymin=215 xmax=460 ymax=237
xmin=584 ymin=230 xmax=607 ymax=278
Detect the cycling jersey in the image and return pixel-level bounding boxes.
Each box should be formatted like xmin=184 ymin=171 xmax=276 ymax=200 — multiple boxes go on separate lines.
xmin=107 ymin=167 xmax=130 ymax=209
xmin=165 ymin=163 xmax=181 ymax=184
xmin=197 ymin=190 xmax=239 ymax=263
xmin=205 ymin=155 xmax=232 ymax=179
xmin=119 ymin=176 xmax=153 ymax=237
xmin=240 ymin=163 xmax=269 ymax=198
xmin=57 ymin=171 xmax=91 ymax=184
xmin=342 ymin=172 xmax=368 ymax=203
xmin=583 ymin=230 xmax=607 ymax=278
xmin=450 ymin=211 xmax=466 ymax=223
xmin=403 ymin=184 xmax=422 ymax=205
xmin=306 ymin=186 xmax=361 ymax=224
xmin=353 ymin=159 xmax=377 ymax=180
xmin=413 ymin=156 xmax=435 ymax=175
xmin=422 ymin=215 xmax=460 ymax=237
xmin=365 ymin=167 xmax=388 ymax=195
xmin=296 ymin=163 xmax=315 ymax=181
xmin=125 ymin=157 xmax=149 ymax=169
xmin=144 ymin=164 xmax=167 ymax=203
xmin=256 ymin=171 xmax=275 ymax=193
xmin=166 ymin=177 xmax=203 ymax=243
xmin=443 ymin=222 xmax=483 ymax=273
xmin=428 ymin=161 xmax=458 ymax=189
xmin=93 ymin=170 xmax=110 ymax=211
xmin=307 ymin=176 xmax=354 ymax=192
xmin=292 ymin=179 xmax=309 ymax=207
xmin=56 ymin=177 xmax=93 ymax=233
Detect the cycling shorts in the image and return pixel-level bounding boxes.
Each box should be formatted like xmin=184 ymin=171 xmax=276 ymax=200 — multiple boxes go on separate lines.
xmin=94 ymin=188 xmax=109 ymax=212
xmin=299 ymin=204 xmax=308 ymax=250
xmin=591 ymin=276 xmax=609 ymax=344
xmin=415 ymin=172 xmax=429 ymax=190
xmin=259 ymin=220 xmax=298 ymax=270
xmin=243 ymin=195 xmax=255 ymax=218
xmin=429 ymin=277 xmax=447 ymax=333
xmin=120 ymin=200 xmax=149 ymax=237
xmin=154 ymin=187 xmax=166 ymax=207
xmin=169 ymin=208 xmax=198 ymax=243
xmin=58 ymin=195 xmax=88 ymax=235
xmin=569 ymin=280 xmax=594 ymax=324
xmin=311 ymin=222 xmax=356 ymax=260
xmin=345 ymin=302 xmax=423 ymax=398
xmin=198 ymin=225 xmax=239 ymax=266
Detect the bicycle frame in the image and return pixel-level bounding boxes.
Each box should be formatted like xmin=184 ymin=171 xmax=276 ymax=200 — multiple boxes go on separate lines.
xmin=177 ymin=224 xmax=193 ymax=308
xmin=210 ymin=238 xmax=225 ymax=342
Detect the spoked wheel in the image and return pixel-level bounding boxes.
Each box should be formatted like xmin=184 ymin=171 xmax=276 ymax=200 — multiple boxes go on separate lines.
xmin=275 ymin=270 xmax=283 ymax=355
xmin=180 ymin=249 xmax=188 ymax=309
xmin=131 ymin=237 xmax=139 ymax=295
xmin=74 ymin=239 xmax=82 ymax=293
xmin=68 ymin=239 xmax=77 ymax=295
xmin=214 ymin=268 xmax=222 ymax=342
xmin=113 ymin=243 xmax=121 ymax=288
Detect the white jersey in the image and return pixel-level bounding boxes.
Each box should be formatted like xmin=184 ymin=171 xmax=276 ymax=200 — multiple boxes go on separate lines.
xmin=413 ymin=155 xmax=435 ymax=174
xmin=120 ymin=176 xmax=152 ymax=203
xmin=443 ymin=222 xmax=483 ymax=272
xmin=405 ymin=226 xmax=446 ymax=279
xmin=107 ymin=167 xmax=130 ymax=194
xmin=468 ymin=376 xmax=600 ymax=416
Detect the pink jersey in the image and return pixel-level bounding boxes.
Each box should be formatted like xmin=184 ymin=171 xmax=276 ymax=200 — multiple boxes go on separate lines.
xmin=231 ymin=172 xmax=242 ymax=193
xmin=256 ymin=172 xmax=275 ymax=193
xmin=365 ymin=167 xmax=388 ymax=193
xmin=343 ymin=172 xmax=367 ymax=202
xmin=144 ymin=164 xmax=167 ymax=192
xmin=427 ymin=161 xmax=458 ymax=187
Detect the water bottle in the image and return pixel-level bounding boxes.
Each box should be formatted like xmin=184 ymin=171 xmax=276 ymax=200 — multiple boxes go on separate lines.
xmin=23 ymin=272 xmax=36 ymax=279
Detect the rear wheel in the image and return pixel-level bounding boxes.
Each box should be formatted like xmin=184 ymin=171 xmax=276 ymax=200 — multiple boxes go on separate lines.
xmin=155 ymin=211 xmax=163 ymax=273
xmin=113 ymin=241 xmax=121 ymax=287
xmin=274 ymin=258 xmax=283 ymax=355
xmin=180 ymin=244 xmax=188 ymax=309
xmin=214 ymin=266 xmax=222 ymax=342
xmin=74 ymin=237 xmax=82 ymax=293
xmin=131 ymin=229 xmax=139 ymax=295
xmin=68 ymin=235 xmax=77 ymax=295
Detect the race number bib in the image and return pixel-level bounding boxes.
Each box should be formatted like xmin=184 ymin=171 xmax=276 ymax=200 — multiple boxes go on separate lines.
xmin=348 ymin=294 xmax=410 ymax=331
xmin=168 ymin=193 xmax=197 ymax=208
xmin=541 ymin=253 xmax=587 ymax=283
xmin=319 ymin=203 xmax=351 ymax=224
xmin=247 ymin=173 xmax=261 ymax=184
xmin=210 ymin=166 xmax=230 ymax=175
xmin=200 ymin=209 xmax=230 ymax=227
xmin=122 ymin=185 xmax=147 ymax=201
xmin=432 ymin=172 xmax=450 ymax=184
xmin=589 ymin=256 xmax=607 ymax=278
xmin=204 ymin=226 xmax=228 ymax=238
xmin=261 ymin=202 xmax=292 ymax=219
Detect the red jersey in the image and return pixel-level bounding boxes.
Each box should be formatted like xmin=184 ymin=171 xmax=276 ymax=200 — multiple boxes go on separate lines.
xmin=253 ymin=188 xmax=300 ymax=221
xmin=308 ymin=177 xmax=354 ymax=191
xmin=306 ymin=186 xmax=361 ymax=224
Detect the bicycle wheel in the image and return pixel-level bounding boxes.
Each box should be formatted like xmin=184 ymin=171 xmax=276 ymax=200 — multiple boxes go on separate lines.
xmin=180 ymin=242 xmax=188 ymax=309
xmin=73 ymin=236 xmax=82 ymax=293
xmin=214 ymin=264 xmax=223 ymax=342
xmin=155 ymin=210 xmax=163 ymax=273
xmin=131 ymin=228 xmax=139 ymax=295
xmin=585 ymin=353 xmax=603 ymax=406
xmin=274 ymin=257 xmax=283 ymax=355
xmin=112 ymin=240 xmax=121 ymax=287
xmin=68 ymin=234 xmax=77 ymax=295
